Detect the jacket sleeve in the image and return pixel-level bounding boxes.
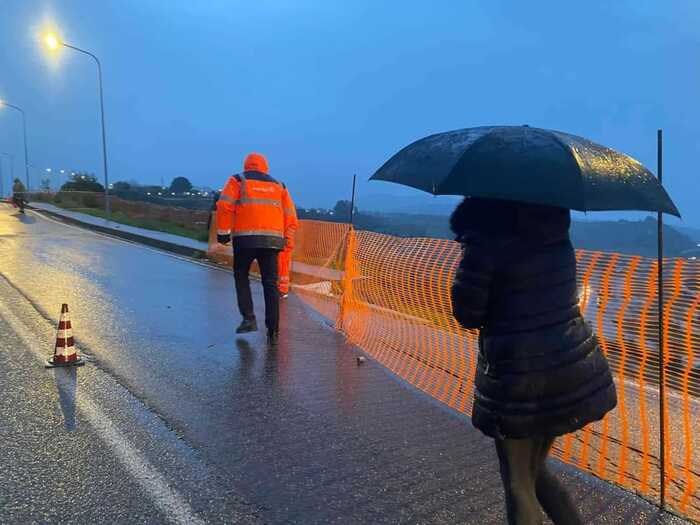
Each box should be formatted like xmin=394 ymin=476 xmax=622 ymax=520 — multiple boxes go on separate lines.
xmin=281 ymin=188 xmax=298 ymax=250
xmin=451 ymin=240 xmax=494 ymax=329
xmin=216 ymin=177 xmax=240 ymax=234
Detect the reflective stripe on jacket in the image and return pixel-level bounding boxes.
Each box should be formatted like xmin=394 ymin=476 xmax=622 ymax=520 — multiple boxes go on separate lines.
xmin=216 ymin=170 xmax=298 ymax=250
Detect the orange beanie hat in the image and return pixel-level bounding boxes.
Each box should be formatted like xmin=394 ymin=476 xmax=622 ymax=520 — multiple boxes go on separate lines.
xmin=243 ymin=152 xmax=269 ymax=174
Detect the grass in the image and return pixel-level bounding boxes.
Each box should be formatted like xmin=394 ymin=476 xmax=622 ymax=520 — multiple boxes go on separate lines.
xmin=64 ymin=207 xmax=209 ymax=242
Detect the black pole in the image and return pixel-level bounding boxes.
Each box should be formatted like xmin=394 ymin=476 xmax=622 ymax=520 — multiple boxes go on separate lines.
xmin=1 ymin=103 xmax=30 ymax=189
xmin=657 ymin=128 xmax=666 ymax=510
xmin=63 ymin=43 xmax=110 ymax=220
xmin=349 ymin=174 xmax=357 ymax=225
xmin=20 ymin=109 xmax=30 ymax=190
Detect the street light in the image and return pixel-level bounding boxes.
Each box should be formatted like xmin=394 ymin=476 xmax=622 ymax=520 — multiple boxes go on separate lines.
xmin=0 ymin=100 xmax=31 ymax=190
xmin=43 ymin=32 xmax=111 ymax=219
xmin=45 ymin=33 xmax=59 ymax=50
xmin=0 ymin=152 xmax=15 ymax=197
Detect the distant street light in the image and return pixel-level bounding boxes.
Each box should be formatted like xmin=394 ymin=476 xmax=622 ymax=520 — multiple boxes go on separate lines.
xmin=0 ymin=152 xmax=15 ymax=197
xmin=43 ymin=168 xmax=70 ymax=191
xmin=43 ymin=32 xmax=111 ymax=219
xmin=0 ymin=100 xmax=31 ymax=189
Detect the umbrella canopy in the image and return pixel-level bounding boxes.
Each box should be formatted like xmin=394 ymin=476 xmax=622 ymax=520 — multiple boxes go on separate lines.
xmin=371 ymin=126 xmax=680 ymax=216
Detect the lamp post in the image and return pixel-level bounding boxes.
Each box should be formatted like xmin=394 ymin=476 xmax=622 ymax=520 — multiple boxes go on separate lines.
xmin=45 ymin=33 xmax=110 ymax=219
xmin=0 ymin=101 xmax=30 ymax=190
xmin=0 ymin=153 xmax=15 ymax=196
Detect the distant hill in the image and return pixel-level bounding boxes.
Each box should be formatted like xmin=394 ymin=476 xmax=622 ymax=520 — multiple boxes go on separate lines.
xmin=350 ymin=213 xmax=696 ymax=257
xmin=677 ymin=225 xmax=700 ymax=243
xmin=359 ymin=193 xmax=461 ymax=216
xmin=570 ymin=218 xmax=696 ymax=257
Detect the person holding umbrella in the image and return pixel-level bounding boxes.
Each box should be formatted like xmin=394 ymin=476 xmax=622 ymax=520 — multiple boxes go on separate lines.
xmin=371 ymin=126 xmax=679 ymax=525
xmin=450 ymin=197 xmax=606 ymax=524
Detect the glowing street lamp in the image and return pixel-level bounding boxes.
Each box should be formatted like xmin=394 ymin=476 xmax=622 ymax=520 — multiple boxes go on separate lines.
xmin=43 ymin=32 xmax=111 ymax=218
xmin=45 ymin=33 xmax=59 ymax=50
xmin=0 ymin=100 xmax=31 ymax=189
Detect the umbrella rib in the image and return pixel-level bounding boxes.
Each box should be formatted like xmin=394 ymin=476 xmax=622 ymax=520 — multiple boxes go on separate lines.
xmin=550 ymin=133 xmax=586 ymax=211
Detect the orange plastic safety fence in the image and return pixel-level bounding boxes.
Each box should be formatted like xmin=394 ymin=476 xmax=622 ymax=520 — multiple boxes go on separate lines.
xmin=208 ymin=218 xmax=700 ymax=521
xmin=291 ymin=220 xmax=350 ymax=322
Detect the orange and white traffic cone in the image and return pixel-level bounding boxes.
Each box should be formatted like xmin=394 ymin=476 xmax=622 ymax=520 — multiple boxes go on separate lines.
xmin=45 ymin=304 xmax=85 ymax=368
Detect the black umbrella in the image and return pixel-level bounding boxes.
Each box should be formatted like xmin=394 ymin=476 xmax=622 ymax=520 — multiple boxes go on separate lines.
xmin=371 ymin=126 xmax=679 ymax=216
xmin=372 ymin=125 xmax=679 ymax=510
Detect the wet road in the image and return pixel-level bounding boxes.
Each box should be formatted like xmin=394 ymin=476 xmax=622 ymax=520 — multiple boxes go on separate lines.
xmin=0 ymin=205 xmax=691 ymax=524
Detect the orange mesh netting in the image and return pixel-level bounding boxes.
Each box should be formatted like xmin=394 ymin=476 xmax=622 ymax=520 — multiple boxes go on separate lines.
xmin=208 ymin=216 xmax=700 ymax=520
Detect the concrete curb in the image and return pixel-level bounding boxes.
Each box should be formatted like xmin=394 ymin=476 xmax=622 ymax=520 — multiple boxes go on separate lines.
xmin=30 ymin=206 xmax=210 ymax=261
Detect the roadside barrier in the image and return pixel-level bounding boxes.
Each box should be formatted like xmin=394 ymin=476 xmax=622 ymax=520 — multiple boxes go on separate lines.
xmin=27 ymin=192 xmax=210 ymax=237
xmin=209 ymin=216 xmax=700 ymax=521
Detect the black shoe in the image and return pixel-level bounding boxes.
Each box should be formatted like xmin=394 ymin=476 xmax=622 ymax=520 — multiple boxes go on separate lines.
xmin=267 ymin=329 xmax=279 ymax=346
xmin=236 ymin=319 xmax=258 ymax=334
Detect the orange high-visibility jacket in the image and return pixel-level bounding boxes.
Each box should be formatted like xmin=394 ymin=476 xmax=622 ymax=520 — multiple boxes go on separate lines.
xmin=217 ymin=170 xmax=298 ymax=250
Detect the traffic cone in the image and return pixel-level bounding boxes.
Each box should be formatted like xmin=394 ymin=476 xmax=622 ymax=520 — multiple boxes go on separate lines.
xmin=45 ymin=304 xmax=84 ymax=368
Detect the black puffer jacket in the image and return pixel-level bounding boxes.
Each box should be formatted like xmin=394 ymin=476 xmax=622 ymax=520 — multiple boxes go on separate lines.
xmin=450 ymin=198 xmax=616 ymax=439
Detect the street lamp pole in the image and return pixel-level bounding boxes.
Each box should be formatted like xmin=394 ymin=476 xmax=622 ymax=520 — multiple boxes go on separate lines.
xmin=52 ymin=39 xmax=111 ymax=219
xmin=0 ymin=152 xmax=15 ymax=197
xmin=0 ymin=102 xmax=30 ymax=190
xmin=0 ymin=154 xmax=5 ymax=197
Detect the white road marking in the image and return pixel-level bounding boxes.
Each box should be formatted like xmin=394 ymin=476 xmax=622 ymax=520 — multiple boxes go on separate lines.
xmin=0 ymin=300 xmax=205 ymax=525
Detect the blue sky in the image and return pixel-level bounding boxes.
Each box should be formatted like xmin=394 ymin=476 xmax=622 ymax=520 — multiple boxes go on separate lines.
xmin=1 ymin=1 xmax=697 ymax=225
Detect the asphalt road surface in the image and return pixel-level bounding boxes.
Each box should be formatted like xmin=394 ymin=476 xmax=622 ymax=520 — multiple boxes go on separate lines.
xmin=0 ymin=205 xmax=691 ymax=524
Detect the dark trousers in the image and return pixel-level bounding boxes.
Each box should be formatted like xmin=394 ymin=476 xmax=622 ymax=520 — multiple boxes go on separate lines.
xmin=495 ymin=437 xmax=582 ymax=525
xmin=233 ymin=247 xmax=280 ymax=332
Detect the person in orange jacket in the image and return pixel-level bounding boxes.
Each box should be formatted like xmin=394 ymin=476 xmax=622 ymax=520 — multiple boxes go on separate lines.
xmin=216 ymin=153 xmax=298 ymax=344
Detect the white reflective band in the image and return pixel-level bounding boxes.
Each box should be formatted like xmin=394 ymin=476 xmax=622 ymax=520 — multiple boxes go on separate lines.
xmin=239 ymin=174 xmax=247 ymax=199
xmin=219 ymin=194 xmax=237 ymax=204
xmin=238 ymin=197 xmax=282 ymax=207
xmin=284 ymin=208 xmax=295 ymax=216
xmin=233 ymin=230 xmax=284 ymax=238
xmin=217 ymin=229 xmax=231 ymax=235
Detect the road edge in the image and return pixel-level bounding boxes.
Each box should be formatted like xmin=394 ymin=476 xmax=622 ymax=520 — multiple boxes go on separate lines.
xmin=30 ymin=205 xmax=211 ymax=260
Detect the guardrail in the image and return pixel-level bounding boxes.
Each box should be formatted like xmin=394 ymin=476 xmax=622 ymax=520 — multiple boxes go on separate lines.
xmin=27 ymin=191 xmax=210 ymax=239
